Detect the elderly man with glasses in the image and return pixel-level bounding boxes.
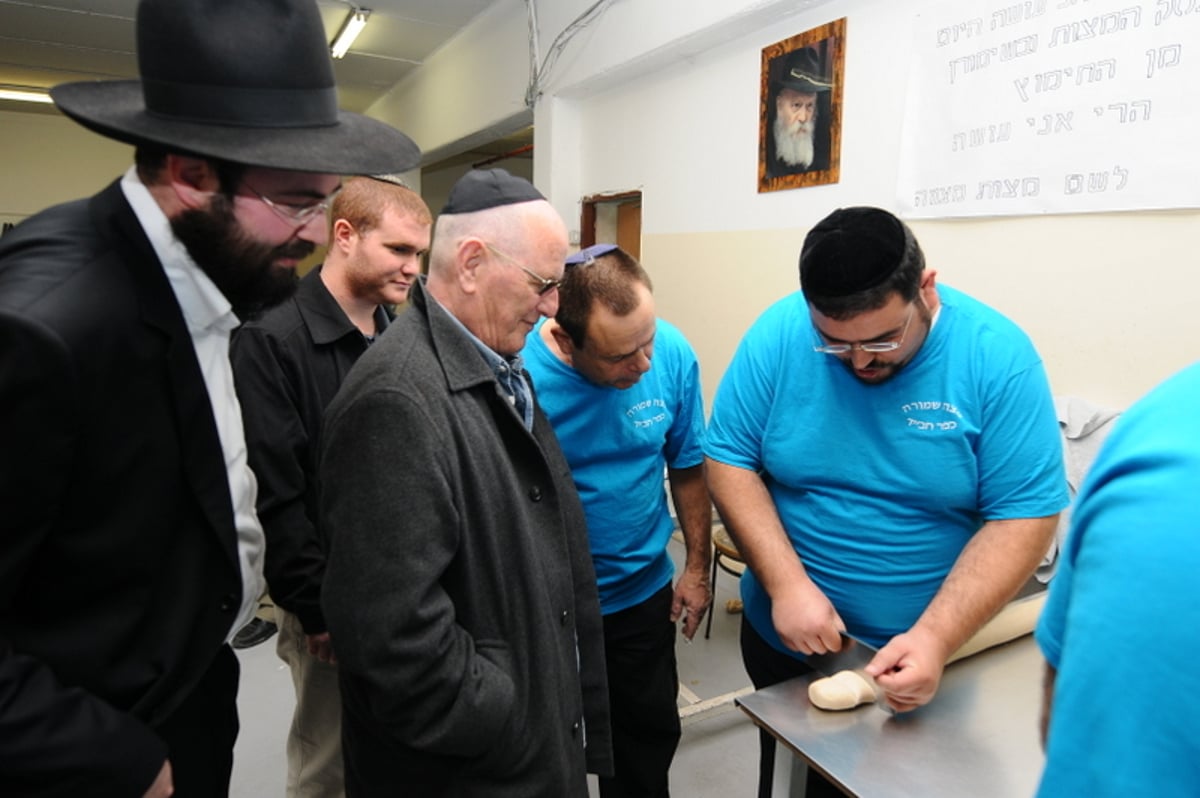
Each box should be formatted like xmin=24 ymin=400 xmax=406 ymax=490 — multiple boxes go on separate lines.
xmin=704 ymin=206 xmax=1068 ymax=798
xmin=319 ymin=168 xmax=612 ymax=798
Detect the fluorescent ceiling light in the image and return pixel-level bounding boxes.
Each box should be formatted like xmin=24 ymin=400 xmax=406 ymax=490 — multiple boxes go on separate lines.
xmin=331 ymin=8 xmax=371 ymax=59
xmin=0 ymin=87 xmax=53 ymax=105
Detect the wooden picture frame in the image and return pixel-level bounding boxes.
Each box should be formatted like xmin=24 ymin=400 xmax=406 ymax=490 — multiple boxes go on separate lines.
xmin=758 ymin=17 xmax=846 ymax=193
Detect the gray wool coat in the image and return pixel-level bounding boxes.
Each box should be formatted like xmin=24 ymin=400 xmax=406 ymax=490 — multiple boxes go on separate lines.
xmin=320 ymin=278 xmax=613 ymax=797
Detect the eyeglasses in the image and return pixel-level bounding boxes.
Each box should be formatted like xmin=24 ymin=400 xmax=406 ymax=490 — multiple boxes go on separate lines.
xmin=485 ymin=242 xmax=564 ymax=296
xmin=244 ymin=182 xmax=340 ymax=226
xmin=812 ymin=306 xmax=915 ymax=355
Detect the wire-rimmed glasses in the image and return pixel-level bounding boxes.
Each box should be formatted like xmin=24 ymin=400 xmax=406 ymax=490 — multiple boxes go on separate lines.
xmin=812 ymin=305 xmax=915 ymax=355
xmin=485 ymin=242 xmax=564 ymax=296
xmin=244 ymin=182 xmax=340 ymax=226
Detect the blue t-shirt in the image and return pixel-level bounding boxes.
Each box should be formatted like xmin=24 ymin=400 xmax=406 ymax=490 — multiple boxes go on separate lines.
xmin=524 ymin=318 xmax=706 ymax=614
xmin=705 ymin=285 xmax=1068 ymax=653
xmin=1035 ymin=362 xmax=1200 ymax=797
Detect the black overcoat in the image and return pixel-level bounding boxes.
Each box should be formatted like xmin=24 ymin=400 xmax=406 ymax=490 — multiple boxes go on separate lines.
xmin=321 ymin=278 xmax=613 ymax=797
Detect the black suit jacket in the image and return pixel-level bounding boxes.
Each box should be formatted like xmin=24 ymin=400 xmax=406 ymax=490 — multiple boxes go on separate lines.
xmin=0 ymin=180 xmax=244 ymax=796
xmin=230 ymin=267 xmax=389 ymax=635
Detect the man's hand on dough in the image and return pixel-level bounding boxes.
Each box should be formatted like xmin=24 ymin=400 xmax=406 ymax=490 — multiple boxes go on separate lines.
xmin=865 ymin=627 xmax=949 ymax=713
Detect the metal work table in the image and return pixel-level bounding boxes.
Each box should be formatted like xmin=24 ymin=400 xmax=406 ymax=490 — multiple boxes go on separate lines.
xmin=737 ymin=635 xmax=1045 ymax=797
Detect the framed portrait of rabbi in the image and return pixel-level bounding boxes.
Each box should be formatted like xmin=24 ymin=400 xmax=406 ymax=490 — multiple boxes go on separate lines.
xmin=758 ymin=17 xmax=846 ymax=192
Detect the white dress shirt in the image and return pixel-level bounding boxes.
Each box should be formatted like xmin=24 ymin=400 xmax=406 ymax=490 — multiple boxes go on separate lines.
xmin=120 ymin=167 xmax=266 ymax=641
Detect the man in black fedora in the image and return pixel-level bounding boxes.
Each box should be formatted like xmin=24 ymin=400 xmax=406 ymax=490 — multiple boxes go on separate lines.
xmin=766 ymin=46 xmax=834 ymax=178
xmin=0 ymin=1 xmax=419 ymax=796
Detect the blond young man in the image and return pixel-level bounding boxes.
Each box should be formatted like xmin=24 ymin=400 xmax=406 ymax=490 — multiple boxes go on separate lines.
xmin=232 ymin=176 xmax=432 ymax=798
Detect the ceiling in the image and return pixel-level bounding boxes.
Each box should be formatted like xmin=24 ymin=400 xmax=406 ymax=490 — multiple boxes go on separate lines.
xmin=0 ymin=0 xmax=533 ymax=168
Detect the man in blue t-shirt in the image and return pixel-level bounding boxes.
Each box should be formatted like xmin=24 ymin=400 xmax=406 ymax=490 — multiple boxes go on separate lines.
xmin=523 ymin=244 xmax=711 ymax=798
xmin=704 ymin=207 xmax=1067 ymax=798
xmin=1035 ymin=362 xmax=1200 ymax=797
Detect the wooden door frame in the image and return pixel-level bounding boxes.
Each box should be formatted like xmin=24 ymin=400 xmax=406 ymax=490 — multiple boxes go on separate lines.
xmin=580 ymin=190 xmax=642 ymax=248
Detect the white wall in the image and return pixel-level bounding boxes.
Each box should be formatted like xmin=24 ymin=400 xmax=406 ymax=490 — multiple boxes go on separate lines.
xmin=5 ymin=2 xmax=1195 ymax=411
xmin=574 ymin=1 xmax=897 ymax=234
xmin=539 ymin=0 xmax=1198 ymax=410
xmin=368 ymin=0 xmax=836 ymax=167
xmin=366 ymin=0 xmax=532 ymax=165
xmin=364 ymin=0 xmax=1197 ymax=409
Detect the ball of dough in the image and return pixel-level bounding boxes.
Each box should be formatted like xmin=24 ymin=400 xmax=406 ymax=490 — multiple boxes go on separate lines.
xmin=808 ymin=669 xmax=878 ymax=711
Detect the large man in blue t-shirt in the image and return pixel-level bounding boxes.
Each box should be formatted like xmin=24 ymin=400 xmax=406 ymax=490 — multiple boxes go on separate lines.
xmin=523 ymin=244 xmax=711 ymax=798
xmin=704 ymin=207 xmax=1068 ymax=798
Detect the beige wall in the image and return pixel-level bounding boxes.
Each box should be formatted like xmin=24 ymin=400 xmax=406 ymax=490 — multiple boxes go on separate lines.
xmin=0 ymin=110 xmax=132 ymax=224
xmin=645 ymin=209 xmax=1200 ymax=413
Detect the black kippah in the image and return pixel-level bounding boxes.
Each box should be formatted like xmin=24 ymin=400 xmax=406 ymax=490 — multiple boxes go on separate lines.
xmin=440 ymin=168 xmax=545 ymax=215
xmin=799 ymin=207 xmax=908 ymax=298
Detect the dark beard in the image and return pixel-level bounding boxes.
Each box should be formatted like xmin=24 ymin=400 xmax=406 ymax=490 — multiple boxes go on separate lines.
xmin=838 ymin=304 xmax=933 ymax=385
xmin=170 ymin=193 xmax=309 ymax=320
xmin=838 ymin=356 xmax=906 ymax=385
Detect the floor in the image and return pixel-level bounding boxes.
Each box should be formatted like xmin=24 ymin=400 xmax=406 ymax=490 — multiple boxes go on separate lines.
xmin=229 ymin=534 xmax=762 ymax=797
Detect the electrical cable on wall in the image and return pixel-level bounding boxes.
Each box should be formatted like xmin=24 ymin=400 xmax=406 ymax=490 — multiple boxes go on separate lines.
xmin=525 ymin=0 xmax=542 ymax=106
xmin=523 ymin=0 xmax=617 ymax=107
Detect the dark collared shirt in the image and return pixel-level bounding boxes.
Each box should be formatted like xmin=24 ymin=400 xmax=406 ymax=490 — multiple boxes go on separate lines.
xmin=230 ymin=266 xmax=391 ymax=633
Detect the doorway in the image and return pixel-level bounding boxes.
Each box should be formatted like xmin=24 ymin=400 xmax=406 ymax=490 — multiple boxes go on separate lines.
xmin=580 ymin=191 xmax=642 ymax=259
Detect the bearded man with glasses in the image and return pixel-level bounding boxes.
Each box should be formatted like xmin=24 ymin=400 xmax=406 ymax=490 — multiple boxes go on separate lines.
xmin=704 ymin=206 xmax=1068 ymax=798
xmin=0 ymin=1 xmax=420 ymax=796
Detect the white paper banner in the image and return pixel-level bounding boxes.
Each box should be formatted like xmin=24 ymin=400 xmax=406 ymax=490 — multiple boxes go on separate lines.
xmin=897 ymin=0 xmax=1200 ymax=218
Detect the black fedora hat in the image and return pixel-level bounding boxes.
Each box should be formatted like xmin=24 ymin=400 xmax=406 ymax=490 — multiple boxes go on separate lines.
xmin=774 ymin=47 xmax=833 ymax=94
xmin=50 ymin=0 xmax=420 ymax=175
